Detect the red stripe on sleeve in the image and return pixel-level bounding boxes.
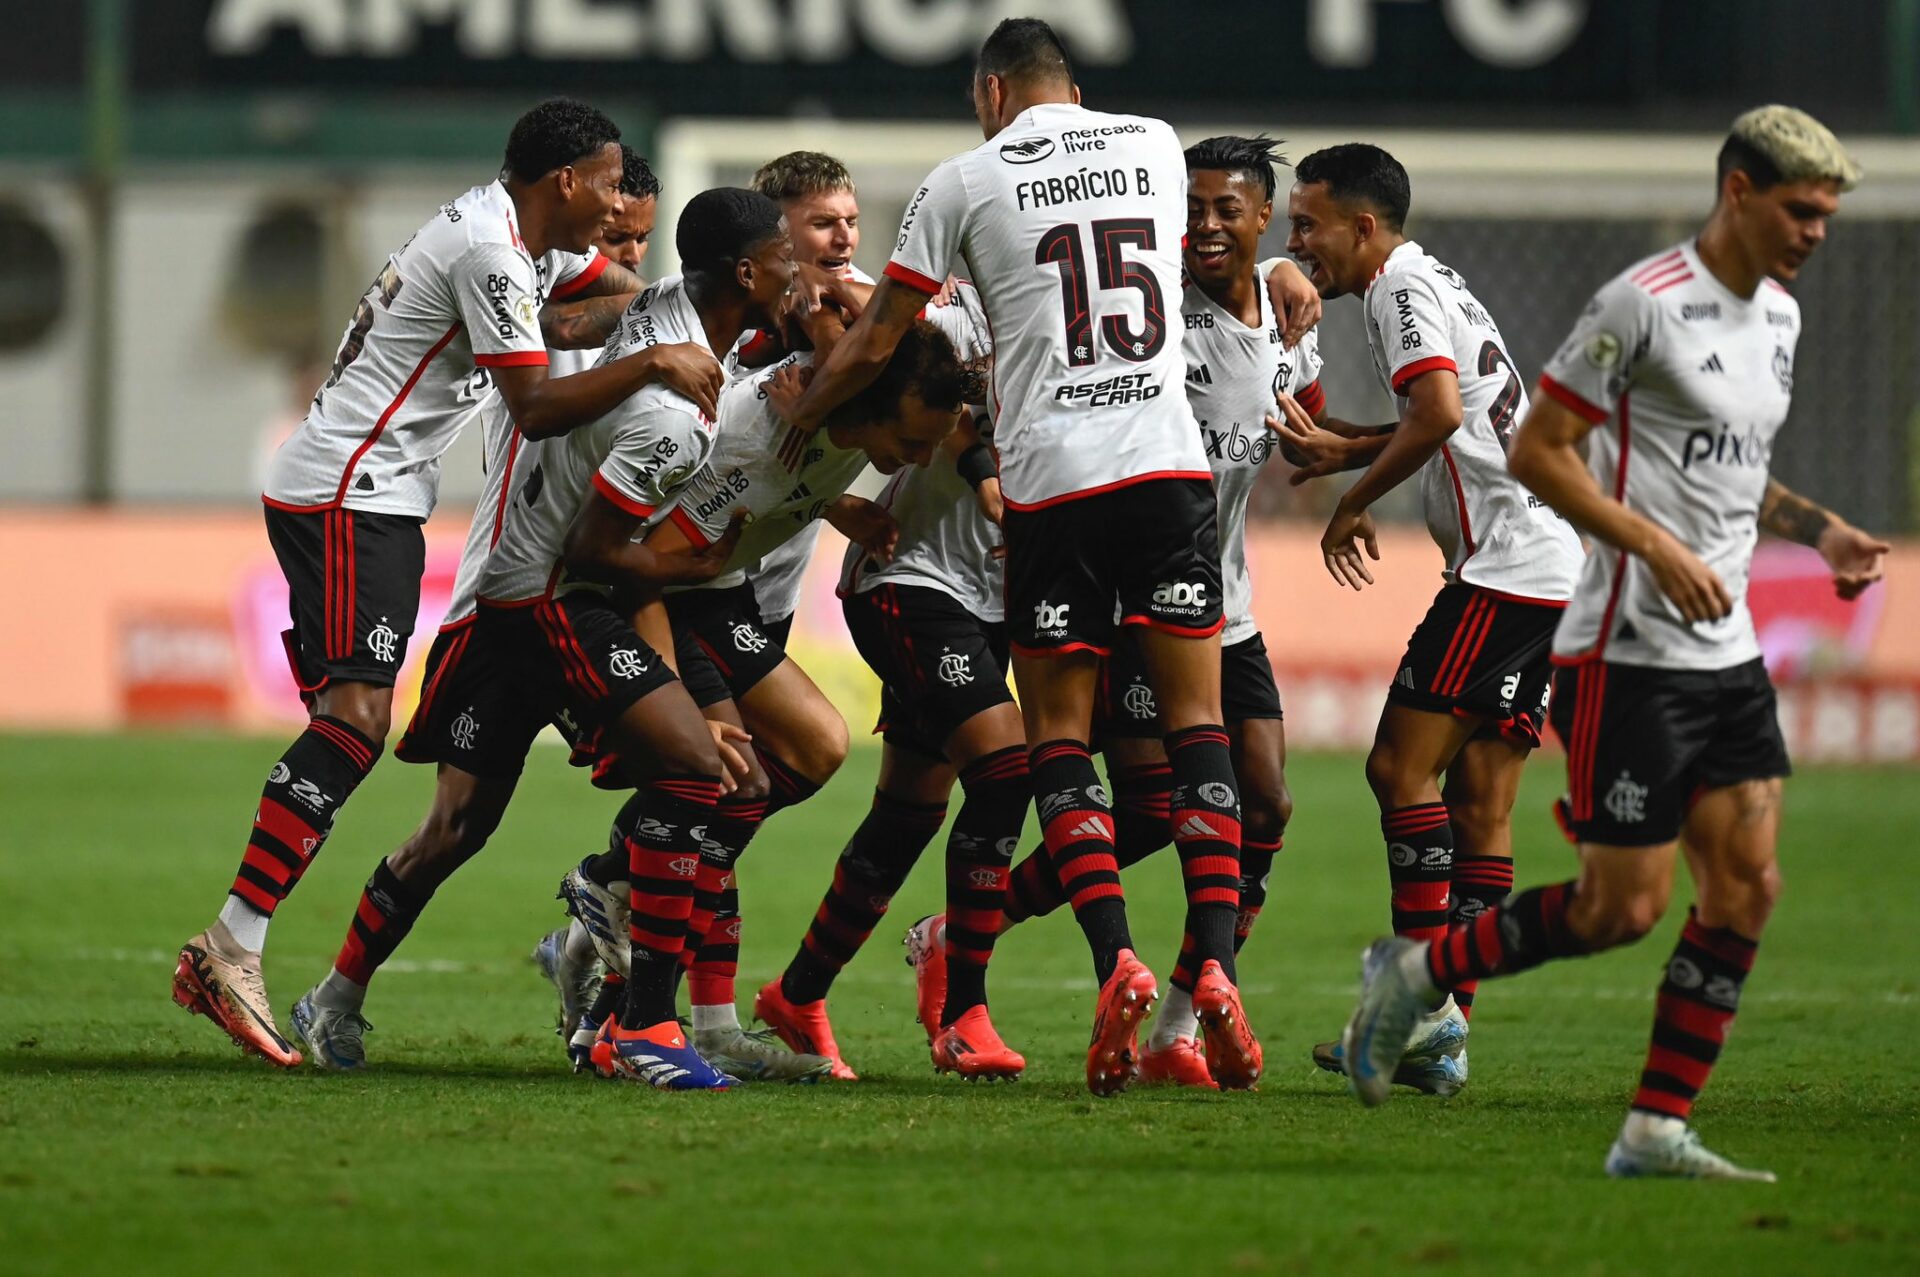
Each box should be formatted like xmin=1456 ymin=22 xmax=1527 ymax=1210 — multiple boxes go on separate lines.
xmin=668 ymin=506 xmax=713 ymax=550
xmin=1537 ymin=374 xmax=1611 ymax=424
xmin=474 ymin=350 xmax=549 ymax=368
xmin=1293 ymin=379 xmax=1326 ymax=417
xmin=884 ymin=261 xmax=942 ymax=295
xmin=549 ymin=253 xmax=609 ymax=299
xmin=591 ymin=471 xmax=657 ymax=518
xmin=1391 ymin=356 xmax=1457 ymax=395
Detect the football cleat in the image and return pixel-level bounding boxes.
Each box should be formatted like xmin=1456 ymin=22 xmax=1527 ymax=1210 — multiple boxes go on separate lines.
xmin=1137 ymin=1035 xmax=1217 ymax=1089
xmin=1404 ymin=996 xmax=1468 ymax=1063
xmin=930 ymin=1005 xmax=1025 ymax=1081
xmin=903 ymin=913 xmax=948 ymax=1042
xmin=752 ymin=978 xmax=857 ymax=1080
xmin=290 ymin=989 xmax=372 ymax=1070
xmin=558 ymin=860 xmax=629 ymax=978
xmin=694 ymin=1025 xmax=833 ymax=1084
xmin=1312 ymin=1038 xmax=1468 ymax=1097
xmin=1192 ymin=959 xmax=1262 ymax=1090
xmin=171 ymin=925 xmax=302 ymax=1067
xmin=590 ymin=1019 xmax=732 ymax=1091
xmin=568 ymin=1012 xmax=603 ymax=1074
xmin=1086 ymin=949 xmax=1157 ymax=1097
xmin=1340 ymin=937 xmax=1438 ymax=1108
xmin=532 ymin=924 xmax=603 ymax=1040
xmin=1605 ymin=1121 xmax=1776 ymax=1182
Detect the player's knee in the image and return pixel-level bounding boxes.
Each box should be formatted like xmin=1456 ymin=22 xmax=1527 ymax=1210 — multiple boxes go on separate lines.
xmin=1447 ymin=794 xmax=1509 ymax=853
xmin=1363 ymin=743 xmax=1414 ymax=807
xmin=1703 ymin=854 xmax=1783 ymax=935
xmin=320 ymin=698 xmax=391 ymax=746
xmin=787 ymin=711 xmax=850 ymax=783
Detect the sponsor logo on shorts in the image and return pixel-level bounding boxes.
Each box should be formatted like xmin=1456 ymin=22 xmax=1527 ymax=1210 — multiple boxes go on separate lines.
xmin=1032 ymin=601 xmax=1071 ymax=638
xmin=608 ymin=648 xmax=650 ymax=679
xmin=450 ymin=709 xmax=478 ymax=751
xmin=1122 ymin=680 xmax=1156 ymax=720
xmin=1151 ymin=580 xmax=1208 ymax=618
xmin=1604 ymin=771 xmax=1649 ymax=824
xmin=1499 ymin=672 xmax=1522 ymax=710
xmin=367 ymin=620 xmax=399 ymax=664
xmin=732 ymin=622 xmax=769 ymax=654
xmin=938 ymin=649 xmax=973 ymax=687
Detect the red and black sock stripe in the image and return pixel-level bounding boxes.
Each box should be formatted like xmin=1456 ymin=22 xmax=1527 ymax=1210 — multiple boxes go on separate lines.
xmin=683 ymin=793 xmax=767 ymax=1006
xmin=1235 ymin=835 xmax=1282 ymax=953
xmin=229 ymin=714 xmax=380 ymax=915
xmin=942 ymin=746 xmax=1029 ymax=1022
xmin=1167 ymin=725 xmax=1242 ymax=983
xmin=1632 ymin=910 xmax=1757 ymax=1121
xmin=1426 ymin=880 xmax=1589 ymax=989
xmin=1383 ymin=802 xmax=1453 ymax=942
xmin=332 ymin=857 xmax=433 ymax=988
xmin=1002 ymin=759 xmax=1171 ymax=929
xmin=1031 ymin=738 xmax=1131 ymax=982
xmin=1447 ymin=854 xmax=1515 ymax=1018
xmin=759 ymin=747 xmax=823 ymax=819
xmin=620 ymin=774 xmax=723 ymax=1029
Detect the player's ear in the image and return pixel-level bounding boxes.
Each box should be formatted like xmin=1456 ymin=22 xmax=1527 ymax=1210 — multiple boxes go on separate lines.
xmin=1255 ymin=200 xmax=1273 ymax=236
xmin=555 ymin=165 xmax=577 ymax=202
xmin=1720 ymin=167 xmax=1752 ymax=211
xmin=1354 ymin=209 xmax=1377 ymax=243
xmin=1070 ymin=83 xmax=1083 ymax=105
xmin=735 ymin=254 xmax=755 ymax=293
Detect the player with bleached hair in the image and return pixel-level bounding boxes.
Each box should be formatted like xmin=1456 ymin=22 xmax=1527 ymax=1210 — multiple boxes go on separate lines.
xmin=1340 ymin=106 xmax=1888 ymax=1180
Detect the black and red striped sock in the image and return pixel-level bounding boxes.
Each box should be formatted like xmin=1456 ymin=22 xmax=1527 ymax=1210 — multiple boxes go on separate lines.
xmin=1167 ymin=725 xmax=1242 ymax=984
xmin=1425 ymin=881 xmax=1590 ymax=989
xmin=330 ymin=857 xmax=432 ymax=989
xmin=228 ymin=715 xmax=380 ymax=916
xmin=1632 ymin=910 xmax=1757 ymax=1121
xmin=1002 ymin=759 xmax=1171 ymax=927
xmin=683 ymin=794 xmax=767 ymax=1008
xmin=620 ymin=774 xmax=723 ymax=1029
xmin=782 ymin=790 xmax=947 ymax=1004
xmin=1234 ymin=835 xmax=1281 ymax=954
xmin=1031 ymin=738 xmax=1131 ymax=983
xmin=1447 ymin=854 xmax=1515 ymax=1018
xmin=1383 ymin=802 xmax=1453 ymax=943
xmin=759 ymin=748 xmax=823 ymax=818
xmin=942 ymin=746 xmax=1029 ymax=1023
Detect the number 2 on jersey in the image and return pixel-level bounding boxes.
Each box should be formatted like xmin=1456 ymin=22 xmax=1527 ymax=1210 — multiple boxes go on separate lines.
xmin=1478 ymin=339 xmax=1524 ymax=453
xmin=1035 ymin=218 xmax=1167 ymax=367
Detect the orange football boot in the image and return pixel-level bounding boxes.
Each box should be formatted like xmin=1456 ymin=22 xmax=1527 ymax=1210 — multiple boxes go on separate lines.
xmin=1193 ymin=958 xmax=1262 ymax=1090
xmin=931 ymin=1005 xmax=1025 ymax=1081
xmin=903 ymin=914 xmax=948 ymax=1042
xmin=752 ymin=977 xmax=858 ymax=1080
xmin=1137 ymin=1035 xmax=1218 ymax=1088
xmin=1086 ymin=948 xmax=1157 ymax=1096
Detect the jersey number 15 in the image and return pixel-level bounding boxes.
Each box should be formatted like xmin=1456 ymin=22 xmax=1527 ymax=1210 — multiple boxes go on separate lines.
xmin=1035 ymin=218 xmax=1168 ymax=367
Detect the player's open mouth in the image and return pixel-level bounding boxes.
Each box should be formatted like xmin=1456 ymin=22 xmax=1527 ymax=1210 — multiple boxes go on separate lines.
xmin=1190 ymin=241 xmax=1232 ymax=268
xmin=1295 ymin=254 xmax=1323 ymax=282
xmin=820 ymin=257 xmax=851 ymax=276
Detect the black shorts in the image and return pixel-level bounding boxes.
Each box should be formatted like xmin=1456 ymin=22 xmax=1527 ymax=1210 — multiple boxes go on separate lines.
xmin=1002 ymin=477 xmax=1223 ymax=656
xmin=667 ymin=581 xmax=788 ymax=710
xmin=265 ymin=505 xmax=425 ymax=696
xmin=399 ymin=593 xmax=677 ymax=779
xmin=1387 ymin=583 xmax=1562 ymax=747
xmin=1099 ymin=630 xmax=1283 ymax=740
xmin=843 ymin=583 xmax=1013 ymax=760
xmin=1551 ymin=657 xmax=1791 ymax=847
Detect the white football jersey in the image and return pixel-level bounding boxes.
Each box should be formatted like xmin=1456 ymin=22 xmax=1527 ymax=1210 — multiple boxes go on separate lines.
xmin=475 ymin=277 xmax=717 ymax=605
xmin=267 ymin=180 xmax=604 ymax=519
xmin=841 ymin=285 xmax=1004 ymax=619
xmin=1183 ymin=278 xmax=1323 ymax=645
xmin=1540 ymin=241 xmax=1801 ymax=670
xmin=887 ymin=103 xmax=1207 ymax=510
xmin=670 ymin=352 xmax=873 ymax=593
xmin=1365 ymin=241 xmax=1582 ymax=602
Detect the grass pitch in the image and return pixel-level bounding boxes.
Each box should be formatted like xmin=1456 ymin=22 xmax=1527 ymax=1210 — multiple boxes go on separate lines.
xmin=1 ymin=732 xmax=1916 ymax=1275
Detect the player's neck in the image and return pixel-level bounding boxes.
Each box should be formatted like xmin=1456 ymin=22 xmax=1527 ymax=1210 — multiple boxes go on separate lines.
xmin=1354 ymin=233 xmax=1405 ymax=290
xmin=1197 ymin=266 xmax=1260 ymax=328
xmin=686 ymin=276 xmax=751 ymax=357
xmin=1694 ymin=215 xmax=1765 ymax=300
xmin=993 ymin=84 xmax=1075 ymax=127
xmin=503 ymin=180 xmax=557 ymax=260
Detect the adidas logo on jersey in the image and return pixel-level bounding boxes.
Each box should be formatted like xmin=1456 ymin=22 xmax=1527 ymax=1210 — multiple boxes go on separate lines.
xmin=1187 ymin=363 xmax=1213 ymax=385
xmin=1698 ymin=352 xmax=1725 ymax=374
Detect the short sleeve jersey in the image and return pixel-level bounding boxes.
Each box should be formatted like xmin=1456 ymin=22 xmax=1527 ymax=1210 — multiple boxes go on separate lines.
xmin=886 ymin=103 xmax=1208 ymax=510
xmin=1539 ymin=241 xmax=1801 ymax=670
xmin=1182 ymin=278 xmax=1324 ymax=645
xmin=475 ymin=276 xmax=716 ymax=605
xmin=266 ymin=181 xmax=604 ymax=519
xmin=1364 ymin=241 xmax=1583 ymax=602
xmin=840 ymin=284 xmax=1004 ymax=619
xmin=669 ymin=352 xmax=875 ymax=593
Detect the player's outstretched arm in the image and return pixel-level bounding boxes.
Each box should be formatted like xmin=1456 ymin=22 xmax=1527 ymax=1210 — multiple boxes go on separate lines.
xmin=491 ymin=342 xmax=725 ymax=439
xmin=562 ymin=491 xmax=745 ymax=595
xmin=1267 ymin=392 xmax=1391 ymax=483
xmin=781 ymin=276 xmax=925 ymax=431
xmin=1509 ymin=395 xmax=1731 ymax=623
xmin=1759 ymin=478 xmax=1889 ymax=599
xmin=539 ymin=262 xmax=647 ymax=348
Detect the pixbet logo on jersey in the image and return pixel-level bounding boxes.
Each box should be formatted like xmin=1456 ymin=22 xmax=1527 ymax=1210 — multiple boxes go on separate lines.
xmin=1681 ymin=421 xmax=1772 ymax=471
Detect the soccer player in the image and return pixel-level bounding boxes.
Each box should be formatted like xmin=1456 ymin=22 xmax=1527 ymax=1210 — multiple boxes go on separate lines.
xmin=777 ymin=19 xmax=1316 ymax=1094
xmin=286 ymin=188 xmax=792 ymax=1082
xmin=1341 ymin=107 xmax=1885 ymax=1181
xmin=171 ymin=100 xmax=727 ymax=1066
xmin=991 ymin=136 xmax=1322 ymax=1090
xmin=1278 ymin=142 xmax=1584 ymax=1093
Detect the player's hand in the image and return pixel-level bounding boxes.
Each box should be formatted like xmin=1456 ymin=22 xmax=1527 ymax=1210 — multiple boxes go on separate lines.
xmin=790 ymin=263 xmax=867 ymax=323
xmin=1265 ymin=258 xmax=1322 ymax=349
xmin=638 ymin=341 xmax=725 ymax=422
xmin=1267 ymin=396 xmax=1347 ymax=484
xmin=930 ymin=274 xmax=961 ymax=308
xmin=764 ymin=361 xmax=814 ymax=433
xmin=1321 ymin=502 xmax=1380 ymax=591
xmin=706 ymin=719 xmax=754 ymax=793
xmin=975 ymin=476 xmax=1004 ymax=527
xmin=1643 ymin=529 xmax=1733 ymax=624
xmin=1816 ymin=520 xmax=1891 ymax=601
xmin=827 ymin=495 xmax=899 ymax=564
xmin=686 ymin=512 xmax=748 ymax=581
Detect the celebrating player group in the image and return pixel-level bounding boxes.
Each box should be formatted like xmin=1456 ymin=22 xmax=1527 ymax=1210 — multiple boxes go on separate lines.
xmin=168 ymin=17 xmax=1887 ymax=1181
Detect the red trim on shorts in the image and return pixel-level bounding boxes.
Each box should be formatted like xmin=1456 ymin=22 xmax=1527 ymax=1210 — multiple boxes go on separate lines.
xmin=1442 ymin=596 xmax=1498 ymax=697
xmin=591 ymin=471 xmax=658 ymax=518
xmin=1001 ymin=469 xmax=1213 ymax=514
xmin=279 ymin=629 xmax=328 ymax=697
xmin=534 ymin=599 xmax=608 ymax=700
xmin=334 ymin=322 xmax=462 ymax=504
xmin=668 ymin=506 xmax=713 ymax=550
xmin=884 ymin=261 xmax=943 ymax=295
xmin=1391 ymin=356 xmax=1456 ymax=395
xmin=1118 ymin=613 xmax=1227 ymax=639
xmin=1537 ymin=374 xmax=1610 ymax=424
xmin=1430 ymin=592 xmax=1490 ymax=697
xmin=436 ymin=612 xmax=478 ymax=635
xmin=1463 ymin=584 xmax=1570 ymax=608
xmin=410 ymin=624 xmax=470 ymax=732
xmin=549 ymin=253 xmax=608 ymax=300
xmin=1010 ymin=640 xmax=1112 ymax=659
xmin=473 ymin=350 xmax=549 ymax=368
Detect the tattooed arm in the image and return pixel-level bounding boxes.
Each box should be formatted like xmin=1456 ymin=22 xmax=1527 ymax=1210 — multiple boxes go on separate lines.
xmin=1760 ymin=478 xmax=1890 ymax=600
xmin=541 ymin=292 xmax=637 ymax=349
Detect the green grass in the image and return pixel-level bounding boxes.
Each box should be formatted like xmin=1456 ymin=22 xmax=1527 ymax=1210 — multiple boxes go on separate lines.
xmin=1 ymin=733 xmax=1916 ymax=1276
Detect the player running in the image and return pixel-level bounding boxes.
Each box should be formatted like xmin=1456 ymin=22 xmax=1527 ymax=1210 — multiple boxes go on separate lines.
xmin=778 ymin=19 xmax=1317 ymax=1096
xmin=991 ymin=136 xmax=1323 ymax=1090
xmin=286 ymin=189 xmax=792 ymax=1084
xmin=172 ymin=101 xmax=726 ymax=1066
xmin=1277 ymin=143 xmax=1584 ymax=1094
xmin=1342 ymin=107 xmax=1884 ymax=1180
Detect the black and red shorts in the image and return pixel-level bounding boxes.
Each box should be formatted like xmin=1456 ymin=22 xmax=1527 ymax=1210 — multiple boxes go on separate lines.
xmin=401 ymin=593 xmax=677 ymax=780
xmin=842 ymin=582 xmax=1013 ymax=760
xmin=1002 ymin=477 xmax=1223 ymax=656
xmin=1099 ymin=630 xmax=1283 ymax=740
xmin=666 ymin=581 xmax=789 ymax=710
xmin=1387 ymin=582 xmax=1562 ymax=747
xmin=264 ymin=504 xmax=425 ymax=696
xmin=1551 ymin=657 xmax=1791 ymax=847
